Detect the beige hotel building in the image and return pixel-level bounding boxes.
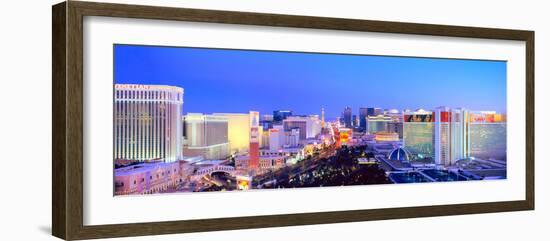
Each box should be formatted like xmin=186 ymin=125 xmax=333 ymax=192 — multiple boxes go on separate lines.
xmin=114 ymin=84 xmax=184 ymax=163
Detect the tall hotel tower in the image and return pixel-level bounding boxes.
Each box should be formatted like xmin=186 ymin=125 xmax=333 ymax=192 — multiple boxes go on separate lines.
xmin=403 ymin=109 xmax=435 ymax=159
xmin=183 ymin=113 xmax=229 ymax=160
xmin=114 ymin=84 xmax=184 ymax=163
xmin=433 ymin=107 xmax=470 ymax=166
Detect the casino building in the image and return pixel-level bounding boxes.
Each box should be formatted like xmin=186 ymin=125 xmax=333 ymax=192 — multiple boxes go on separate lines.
xmin=403 ymin=107 xmax=502 ymax=166
xmin=367 ymin=114 xmax=393 ymax=134
xmin=182 ymin=113 xmax=229 ymax=160
xmin=212 ymin=113 xmax=251 ymax=154
xmin=469 ymin=111 xmax=507 ymax=160
xmin=114 ymin=84 xmax=184 ymax=163
xmin=402 ymin=109 xmax=435 ymax=160
xmin=375 ymin=132 xmax=400 ymax=142
xmin=338 ymin=127 xmax=352 ymax=145
xmin=433 ymin=107 xmax=470 ymax=166
xmin=283 ymin=115 xmax=322 ymax=140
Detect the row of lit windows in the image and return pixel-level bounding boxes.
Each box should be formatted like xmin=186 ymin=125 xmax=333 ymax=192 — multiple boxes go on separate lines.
xmin=260 ymin=159 xmax=281 ymax=167
xmin=114 ymin=102 xmax=167 ymax=160
xmin=115 ymin=89 xmax=183 ymax=102
xmin=114 ymin=100 xmax=181 ymax=161
xmin=117 ymin=167 xmax=179 ymax=188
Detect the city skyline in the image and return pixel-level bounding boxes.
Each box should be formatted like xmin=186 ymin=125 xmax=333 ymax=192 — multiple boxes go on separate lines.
xmin=114 ymin=44 xmax=507 ymax=118
xmin=113 ymin=45 xmax=507 ymax=196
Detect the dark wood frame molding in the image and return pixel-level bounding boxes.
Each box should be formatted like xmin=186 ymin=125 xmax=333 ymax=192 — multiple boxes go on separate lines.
xmin=52 ymin=1 xmax=535 ymax=240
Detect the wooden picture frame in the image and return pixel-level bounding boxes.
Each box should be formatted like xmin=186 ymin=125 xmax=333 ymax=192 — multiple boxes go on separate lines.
xmin=52 ymin=1 xmax=534 ymax=240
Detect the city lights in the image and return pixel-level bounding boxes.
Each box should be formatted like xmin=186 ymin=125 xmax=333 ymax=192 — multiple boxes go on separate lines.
xmin=113 ymin=44 xmax=507 ymax=196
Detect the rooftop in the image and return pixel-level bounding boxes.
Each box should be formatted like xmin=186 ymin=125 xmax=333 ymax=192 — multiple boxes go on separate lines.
xmin=115 ymin=161 xmax=178 ymax=176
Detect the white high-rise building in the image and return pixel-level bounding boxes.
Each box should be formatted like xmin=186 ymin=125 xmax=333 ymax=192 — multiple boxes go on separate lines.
xmin=268 ymin=125 xmax=285 ymax=151
xmin=283 ymin=116 xmax=321 ymax=140
xmin=433 ymin=107 xmax=470 ymax=166
xmin=308 ymin=115 xmax=322 ymax=138
xmin=114 ymin=84 xmax=183 ymax=163
xmin=285 ymin=128 xmax=300 ymax=147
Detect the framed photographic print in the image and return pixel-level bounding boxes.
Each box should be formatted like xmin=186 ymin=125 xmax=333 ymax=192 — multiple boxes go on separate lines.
xmin=52 ymin=1 xmax=534 ymax=240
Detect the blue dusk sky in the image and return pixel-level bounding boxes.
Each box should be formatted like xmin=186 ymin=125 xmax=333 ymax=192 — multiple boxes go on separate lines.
xmin=114 ymin=44 xmax=506 ymax=119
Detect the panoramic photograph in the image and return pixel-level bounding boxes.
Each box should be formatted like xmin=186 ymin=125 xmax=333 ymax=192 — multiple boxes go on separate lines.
xmin=112 ymin=44 xmax=507 ymax=196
